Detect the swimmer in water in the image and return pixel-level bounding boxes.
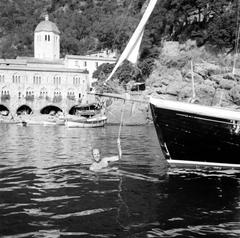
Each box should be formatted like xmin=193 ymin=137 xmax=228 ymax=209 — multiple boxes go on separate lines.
xmin=89 ymin=138 xmax=122 ymax=172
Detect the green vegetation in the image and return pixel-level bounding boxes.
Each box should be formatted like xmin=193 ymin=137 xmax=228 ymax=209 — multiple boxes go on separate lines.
xmin=0 ymin=0 xmax=239 ymax=83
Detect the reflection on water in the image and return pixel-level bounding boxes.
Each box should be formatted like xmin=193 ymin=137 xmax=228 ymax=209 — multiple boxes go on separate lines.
xmin=0 ymin=124 xmax=239 ymax=237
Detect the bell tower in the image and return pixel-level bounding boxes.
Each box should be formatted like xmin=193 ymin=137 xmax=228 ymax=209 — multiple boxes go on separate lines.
xmin=34 ymin=15 xmax=60 ymax=60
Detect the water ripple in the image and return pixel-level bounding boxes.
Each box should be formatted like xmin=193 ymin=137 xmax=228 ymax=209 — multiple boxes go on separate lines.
xmin=0 ymin=125 xmax=239 ymax=237
xmin=51 ymin=208 xmax=115 ymax=219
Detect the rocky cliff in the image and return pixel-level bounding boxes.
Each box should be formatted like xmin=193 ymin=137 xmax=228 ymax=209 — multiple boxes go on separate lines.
xmin=146 ymin=41 xmax=240 ymax=108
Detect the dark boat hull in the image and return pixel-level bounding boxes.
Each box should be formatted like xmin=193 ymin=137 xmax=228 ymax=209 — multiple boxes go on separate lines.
xmin=150 ymin=99 xmax=240 ymax=168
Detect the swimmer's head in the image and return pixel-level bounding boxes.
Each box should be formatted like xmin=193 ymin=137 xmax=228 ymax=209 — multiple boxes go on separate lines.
xmin=92 ymin=148 xmax=101 ymax=162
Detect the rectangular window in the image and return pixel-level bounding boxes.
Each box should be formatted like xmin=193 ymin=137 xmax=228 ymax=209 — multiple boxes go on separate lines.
xmin=45 ymin=35 xmax=47 ymax=41
xmin=48 ymin=35 xmax=50 ymax=41
xmin=84 ymin=61 xmax=87 ymax=67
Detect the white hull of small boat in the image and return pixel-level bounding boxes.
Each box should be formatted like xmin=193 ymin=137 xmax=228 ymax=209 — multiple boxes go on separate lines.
xmin=42 ymin=121 xmax=56 ymax=126
xmin=24 ymin=120 xmax=56 ymax=126
xmin=65 ymin=116 xmax=107 ymax=128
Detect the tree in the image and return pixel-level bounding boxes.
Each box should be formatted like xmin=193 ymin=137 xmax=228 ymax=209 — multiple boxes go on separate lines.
xmin=92 ymin=63 xmax=115 ymax=81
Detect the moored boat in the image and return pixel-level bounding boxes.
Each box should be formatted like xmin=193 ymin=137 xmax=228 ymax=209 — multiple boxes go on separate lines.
xmin=69 ymin=103 xmax=102 ymax=118
xmin=66 ymin=102 xmax=107 ymax=128
xmin=96 ymin=0 xmax=240 ymax=169
xmin=21 ymin=115 xmax=59 ymax=126
xmin=24 ymin=120 xmax=56 ymax=126
xmin=150 ymin=97 xmax=240 ymax=169
xmin=65 ymin=115 xmax=107 ymax=128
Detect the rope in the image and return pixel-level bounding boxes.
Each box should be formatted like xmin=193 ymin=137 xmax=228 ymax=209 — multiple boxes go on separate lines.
xmin=118 ymin=100 xmax=126 ymax=140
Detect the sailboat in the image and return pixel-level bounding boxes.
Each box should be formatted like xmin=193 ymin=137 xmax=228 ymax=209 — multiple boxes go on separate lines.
xmin=98 ymin=0 xmax=240 ymax=169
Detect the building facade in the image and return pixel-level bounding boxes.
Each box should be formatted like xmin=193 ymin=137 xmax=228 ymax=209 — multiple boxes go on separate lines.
xmin=65 ymin=53 xmax=116 ymax=85
xmin=0 ymin=16 xmax=116 ymax=115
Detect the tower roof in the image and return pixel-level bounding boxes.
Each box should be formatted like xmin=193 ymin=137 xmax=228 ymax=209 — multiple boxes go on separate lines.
xmin=35 ymin=15 xmax=60 ymax=34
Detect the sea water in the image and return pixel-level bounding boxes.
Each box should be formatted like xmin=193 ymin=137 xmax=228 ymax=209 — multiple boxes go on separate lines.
xmin=0 ymin=124 xmax=239 ymax=237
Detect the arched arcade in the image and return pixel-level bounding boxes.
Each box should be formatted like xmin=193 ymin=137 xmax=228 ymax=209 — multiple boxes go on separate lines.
xmin=40 ymin=105 xmax=62 ymax=115
xmin=16 ymin=105 xmax=33 ymax=115
xmin=0 ymin=104 xmax=10 ymax=116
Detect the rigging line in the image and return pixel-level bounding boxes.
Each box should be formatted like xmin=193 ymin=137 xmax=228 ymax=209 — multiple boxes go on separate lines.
xmin=118 ymin=100 xmax=126 ymax=140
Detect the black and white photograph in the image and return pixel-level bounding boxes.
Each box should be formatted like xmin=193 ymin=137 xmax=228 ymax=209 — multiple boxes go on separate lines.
xmin=0 ymin=0 xmax=239 ymax=237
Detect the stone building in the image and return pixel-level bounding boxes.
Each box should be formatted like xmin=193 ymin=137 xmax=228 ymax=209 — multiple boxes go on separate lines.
xmin=0 ymin=16 xmax=116 ymax=116
xmin=65 ymin=53 xmax=116 ymax=84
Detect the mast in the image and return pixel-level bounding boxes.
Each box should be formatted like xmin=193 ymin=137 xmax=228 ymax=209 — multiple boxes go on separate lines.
xmin=191 ymin=60 xmax=196 ymax=99
xmin=233 ymin=0 xmax=240 ymax=75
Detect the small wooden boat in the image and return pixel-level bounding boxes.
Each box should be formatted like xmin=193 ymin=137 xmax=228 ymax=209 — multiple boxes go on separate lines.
xmin=66 ymin=102 xmax=107 ymax=128
xmin=22 ymin=115 xmax=58 ymax=126
xmin=55 ymin=118 xmax=65 ymax=125
xmin=0 ymin=120 xmax=19 ymax=124
xmin=65 ymin=115 xmax=107 ymax=128
xmin=0 ymin=114 xmax=20 ymax=124
xmin=70 ymin=103 xmax=102 ymax=118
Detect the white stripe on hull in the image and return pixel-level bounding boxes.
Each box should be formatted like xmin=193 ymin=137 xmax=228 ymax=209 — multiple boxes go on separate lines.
xmin=167 ymin=159 xmax=240 ymax=169
xmin=65 ymin=120 xmax=106 ymax=128
xmin=150 ymin=97 xmax=240 ymax=121
xmin=25 ymin=120 xmax=56 ymax=125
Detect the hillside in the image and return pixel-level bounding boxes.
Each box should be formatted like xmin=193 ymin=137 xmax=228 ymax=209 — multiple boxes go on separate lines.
xmin=0 ymin=0 xmax=146 ymax=58
xmin=0 ymin=0 xmax=238 ymax=61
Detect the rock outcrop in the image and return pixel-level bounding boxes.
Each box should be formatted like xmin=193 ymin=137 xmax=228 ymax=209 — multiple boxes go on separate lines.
xmin=146 ymin=41 xmax=240 ymax=109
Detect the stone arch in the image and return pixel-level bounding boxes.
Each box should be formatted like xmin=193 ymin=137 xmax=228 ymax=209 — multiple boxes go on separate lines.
xmin=68 ymin=104 xmax=99 ymax=116
xmin=0 ymin=104 xmax=10 ymax=116
xmin=69 ymin=105 xmax=79 ymax=115
xmin=16 ymin=105 xmax=33 ymax=115
xmin=40 ymin=105 xmax=62 ymax=115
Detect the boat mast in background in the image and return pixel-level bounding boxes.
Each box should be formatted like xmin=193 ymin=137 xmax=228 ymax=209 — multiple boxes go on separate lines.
xmin=233 ymin=0 xmax=240 ymax=75
xmin=190 ymin=60 xmax=196 ymax=99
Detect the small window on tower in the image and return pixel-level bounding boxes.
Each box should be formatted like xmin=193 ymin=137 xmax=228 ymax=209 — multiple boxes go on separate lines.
xmin=48 ymin=35 xmax=50 ymax=41
xmin=45 ymin=35 xmax=47 ymax=41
